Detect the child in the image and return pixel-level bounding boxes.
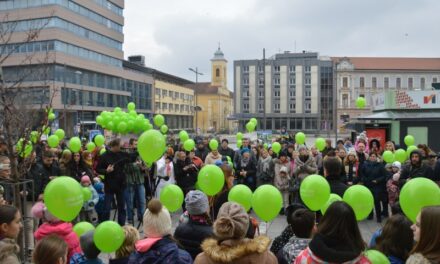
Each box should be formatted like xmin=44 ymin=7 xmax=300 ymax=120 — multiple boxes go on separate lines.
xmin=110 ymin=225 xmax=140 ymax=264
xmin=79 ymin=176 xmax=99 ymax=224
xmin=33 ymin=234 xmax=69 ymax=264
xmin=93 ymin=177 xmax=105 ymax=224
xmin=70 ymin=230 xmax=104 ymax=264
xmin=32 ymin=202 xmax=81 ymax=263
xmin=274 ymin=165 xmax=290 ymax=215
xmin=387 ymin=161 xmax=401 ymax=207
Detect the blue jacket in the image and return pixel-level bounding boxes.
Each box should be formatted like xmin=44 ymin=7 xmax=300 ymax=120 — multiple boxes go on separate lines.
xmin=93 ymin=182 xmax=105 ymax=214
xmin=70 ymin=253 xmax=104 ymax=264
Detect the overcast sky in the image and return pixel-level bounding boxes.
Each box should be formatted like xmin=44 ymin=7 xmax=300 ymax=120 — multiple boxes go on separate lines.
xmin=123 ymin=0 xmax=440 ymax=90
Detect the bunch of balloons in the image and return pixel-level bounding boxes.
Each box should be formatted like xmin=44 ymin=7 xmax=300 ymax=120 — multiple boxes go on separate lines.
xmin=245 ymin=118 xmax=258 ymax=132
xmin=95 ymin=102 xmax=153 ymax=134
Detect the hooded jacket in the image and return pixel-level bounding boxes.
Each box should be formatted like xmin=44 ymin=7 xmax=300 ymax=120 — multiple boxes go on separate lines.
xmin=0 ymin=238 xmax=20 ymax=264
xmin=400 ymin=151 xmax=434 ymax=186
xmin=174 ymin=217 xmax=214 ymax=260
xmin=194 ymin=236 xmax=277 ymax=264
xmin=280 ymin=237 xmax=311 ymax=264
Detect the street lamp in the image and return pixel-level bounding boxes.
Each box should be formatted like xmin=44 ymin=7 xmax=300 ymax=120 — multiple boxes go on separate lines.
xmin=189 ymin=67 xmax=203 ymax=134
xmin=75 ymin=71 xmax=83 ymax=123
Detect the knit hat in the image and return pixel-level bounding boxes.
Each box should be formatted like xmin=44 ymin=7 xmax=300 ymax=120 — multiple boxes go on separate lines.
xmin=80 ymin=230 xmax=101 ymax=259
xmin=31 ymin=202 xmax=59 ymax=223
xmin=185 ymin=190 xmax=209 ymax=216
xmin=214 ymin=202 xmax=249 ymax=240
xmin=241 ymin=148 xmax=250 ymax=154
xmin=392 ymin=161 xmax=401 ymax=170
xmin=81 ymin=175 xmax=91 ymax=185
xmin=143 ymin=199 xmax=172 ymax=238
xmin=348 ymin=150 xmax=357 ymax=157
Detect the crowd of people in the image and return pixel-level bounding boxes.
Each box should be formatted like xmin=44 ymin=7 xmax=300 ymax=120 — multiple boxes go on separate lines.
xmin=0 ymin=132 xmax=440 ymax=263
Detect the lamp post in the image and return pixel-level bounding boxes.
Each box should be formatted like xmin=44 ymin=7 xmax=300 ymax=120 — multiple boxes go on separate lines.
xmin=75 ymin=71 xmax=83 ymax=138
xmin=189 ymin=67 xmax=203 ymax=134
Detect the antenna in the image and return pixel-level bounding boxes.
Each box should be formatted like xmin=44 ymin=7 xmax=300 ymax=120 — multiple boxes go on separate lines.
xmin=294 ymin=40 xmax=297 ymax=53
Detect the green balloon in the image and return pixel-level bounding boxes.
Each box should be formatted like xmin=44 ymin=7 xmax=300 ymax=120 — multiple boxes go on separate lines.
xmin=127 ymin=102 xmax=136 ymax=111
xmin=16 ymin=139 xmax=33 ymax=158
xmin=114 ymin=107 xmax=122 ymax=113
xmin=69 ymin=137 xmax=82 ymax=153
xmin=197 ymin=165 xmax=225 ymax=196
xmin=183 ymin=139 xmax=195 ymax=152
xmin=356 ymin=97 xmax=366 ymax=109
xmin=383 ymin=150 xmax=395 ymax=164
xmin=96 ymin=115 xmax=104 ymax=125
xmin=395 ymin=149 xmax=407 ymax=163
xmin=86 ymin=142 xmax=96 ymax=152
xmin=43 ymin=126 xmax=51 ymax=135
xmin=400 ymin=178 xmax=440 ymax=223
xmin=228 ymin=184 xmax=253 ymax=211
xmin=55 ymin=129 xmax=65 ymax=140
xmin=47 ymin=135 xmax=59 ymax=148
xmin=160 ymin=184 xmax=184 ymax=212
xmin=263 ymin=143 xmax=268 ymax=150
xmin=73 ymin=222 xmax=95 ymax=237
xmin=94 ymin=135 xmax=105 ymax=147
xmin=179 ymin=131 xmax=189 ymax=142
xmin=30 ymin=131 xmax=39 ymax=143
xmin=138 ymin=130 xmax=166 ymax=165
xmin=82 ymin=187 xmax=92 ymax=201
xmin=300 ymin=174 xmax=330 ymax=211
xmin=404 ymin=135 xmax=415 ymax=146
xmin=320 ymin=193 xmax=342 ymax=215
xmin=250 ymin=118 xmax=258 ymax=126
xmin=272 ymin=142 xmax=281 ymax=154
xmin=315 ymin=137 xmax=326 ymax=151
xmin=154 ymin=114 xmax=165 ymax=127
xmin=343 ymin=185 xmax=374 ymax=221
xmin=209 ymin=139 xmax=219 ymax=150
xmin=236 ymin=132 xmax=243 ymax=140
xmin=160 ymin=125 xmax=168 ymax=134
xmin=48 ymin=113 xmax=55 ymax=121
xmin=117 ymin=122 xmax=128 ymax=134
xmin=407 ymin=145 xmax=418 ymax=158
xmin=252 ymin=185 xmax=283 ymax=222
xmin=236 ymin=139 xmax=242 ymax=148
xmin=295 ymin=132 xmax=306 ymax=145
xmin=93 ymin=221 xmax=124 ymax=253
xmin=245 ymin=122 xmax=255 ymax=132
xmin=365 ymin=250 xmax=391 ymax=264
xmin=99 ymin=148 xmax=106 ymax=155
xmin=44 ymin=176 xmax=83 ymax=222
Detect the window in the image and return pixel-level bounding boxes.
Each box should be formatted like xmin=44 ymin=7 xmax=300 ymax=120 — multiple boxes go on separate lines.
xmin=289 ymin=90 xmax=295 ymax=97
xmin=216 ymin=68 xmax=220 ymax=77
xmin=258 ymin=66 xmax=264 ymax=73
xmin=155 ymin=88 xmax=160 ymax=96
xmin=180 ymin=105 xmax=184 ymax=112
xmin=384 ymin=77 xmax=389 ymax=89
xmin=421 ymin=77 xmax=425 ymax=89
xmin=258 ymin=103 xmax=264 ymax=112
xmin=305 ymin=66 xmax=311 ymax=72
xmin=274 ymin=103 xmax=280 ymax=111
xmin=259 ymin=78 xmax=264 ymax=85
xmin=274 ymin=78 xmax=280 ymax=85
xmin=289 ymin=66 xmax=295 ymax=73
xmin=243 ymin=78 xmax=249 ymax=85
xmin=169 ymin=91 xmax=173 ymax=98
xmin=243 ymin=103 xmax=249 ymax=111
xmin=342 ymin=94 xmax=348 ymax=108
xmin=372 ymin=77 xmax=377 ymax=88
xmin=243 ymin=66 xmax=249 ymax=73
xmin=289 ymin=103 xmax=296 ymax=112
xmin=274 ymin=90 xmax=280 ymax=97
xmin=169 ymin=103 xmax=173 ymax=111
xmin=305 ymin=89 xmax=311 ymax=97
xmin=396 ymin=77 xmax=401 ymax=88
xmin=408 ymin=77 xmax=413 ymax=89
xmin=259 ymin=90 xmax=264 ymax=98
xmin=305 ymin=101 xmax=311 ymax=113
xmin=305 ymin=78 xmax=311 ymax=85
xmin=433 ymin=77 xmax=438 ymax=83
xmin=274 ymin=66 xmax=280 ymax=72
xmin=162 ymin=89 xmax=168 ymax=97
xmin=243 ymin=90 xmax=249 ymax=98
xmin=162 ymin=103 xmax=167 ymax=109
xmin=155 ymin=102 xmax=160 ymax=109
xmin=360 ymin=77 xmax=365 ymax=88
xmin=180 ymin=93 xmax=184 ymax=99
xmin=342 ymin=77 xmax=348 ymax=87
xmin=289 ymin=78 xmax=296 ymax=85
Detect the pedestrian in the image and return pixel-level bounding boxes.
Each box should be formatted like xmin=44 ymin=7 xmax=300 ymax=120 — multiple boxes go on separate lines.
xmin=128 ymin=199 xmax=192 ymax=263
xmin=235 ymin=148 xmax=257 ymax=191
xmin=257 ymin=148 xmax=274 ymax=186
xmin=194 ymin=202 xmax=277 ymax=264
xmin=270 ymin=204 xmax=305 ymax=254
xmin=400 ymin=150 xmax=434 ymax=185
xmin=294 ymin=201 xmax=370 ymax=264
xmin=321 ymin=139 xmax=335 ymax=157
xmin=68 ymin=152 xmax=93 ymax=182
xmin=92 ymin=178 xmax=105 ymax=224
xmin=79 ymin=176 xmax=99 ymax=224
xmin=0 ymin=205 xmax=22 ymax=264
xmin=310 ymin=146 xmax=323 ymax=172
xmin=274 ymin=162 xmax=290 ymax=215
xmin=70 ymin=230 xmax=104 ymax=264
xmin=59 ymin=150 xmax=72 ymax=175
xmin=323 ymin=156 xmax=348 ymax=197
xmin=387 ymin=161 xmax=401 ymax=207
xmin=204 ymin=148 xmax=222 ymax=165
xmin=356 ymin=141 xmax=368 ymax=179
xmin=407 ymin=206 xmax=440 ymax=264
xmin=30 ymin=151 xmax=61 ymax=200
xmin=155 ymin=155 xmax=175 ymax=198
xmin=110 ymin=225 xmax=140 ymax=264
xmin=33 ymin=235 xmax=68 ymax=264
xmin=195 ymin=140 xmax=209 ymax=162
xmin=218 ymin=139 xmax=235 ymax=161
xmin=345 ymin=150 xmax=359 ymax=185
xmin=294 ymin=145 xmax=317 ymax=181
xmin=210 ymin=164 xmax=235 ymax=220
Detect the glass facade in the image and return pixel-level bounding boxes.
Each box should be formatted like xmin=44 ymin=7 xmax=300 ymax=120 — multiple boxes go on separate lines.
xmin=0 ymin=0 xmax=123 ymax=33
xmin=7 ymin=17 xmax=122 ymax=50
xmin=2 ymin=40 xmax=122 ymax=67
xmin=320 ymin=66 xmax=334 ymax=130
xmin=91 ymin=0 xmax=123 ymax=16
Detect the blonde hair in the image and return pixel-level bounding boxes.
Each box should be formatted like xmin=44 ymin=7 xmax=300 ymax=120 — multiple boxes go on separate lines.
xmin=115 ymin=225 xmax=140 ymax=259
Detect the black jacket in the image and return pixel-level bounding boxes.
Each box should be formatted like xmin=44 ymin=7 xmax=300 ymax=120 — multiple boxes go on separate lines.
xmin=28 ymin=162 xmax=61 ymax=200
xmin=195 ymin=147 xmax=209 ymax=162
xmin=174 ymin=158 xmax=198 ymax=192
xmin=309 ymin=233 xmax=364 ymax=263
xmin=109 ymin=257 xmax=129 ymax=264
xmin=433 ymin=159 xmax=440 ymax=181
xmin=96 ymin=150 xmax=135 ymax=193
xmin=174 ymin=218 xmax=213 ymax=260
xmin=400 ymin=163 xmax=434 ymax=183
xmin=66 ymin=161 xmax=93 ymax=182
xmin=218 ymin=147 xmax=235 ymax=161
xmin=326 ymin=174 xmax=348 ymax=197
xmin=361 ymin=161 xmax=387 ymax=192
xmin=235 ymin=158 xmax=257 ymax=180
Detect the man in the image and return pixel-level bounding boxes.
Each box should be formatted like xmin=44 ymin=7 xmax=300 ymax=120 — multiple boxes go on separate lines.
xmin=30 ymin=151 xmax=61 ymax=199
xmin=400 ymin=149 xmax=434 ymax=186
xmin=218 ymin=139 xmax=235 ymax=161
xmin=174 ymin=151 xmax=198 ymax=208
xmin=356 ymin=141 xmax=368 ymax=179
xmin=233 ymin=137 xmax=257 ymax=169
xmin=310 ymin=146 xmax=323 ymax=172
xmin=97 ymin=138 xmax=135 ymax=225
xmin=321 ymin=139 xmax=335 ymax=157
xmin=195 ymin=140 xmax=209 ymax=162
xmin=123 ymin=138 xmax=146 ymax=225
xmin=323 ymin=156 xmax=347 ymax=197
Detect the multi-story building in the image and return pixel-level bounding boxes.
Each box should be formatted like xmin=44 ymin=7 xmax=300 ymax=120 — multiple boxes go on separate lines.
xmin=334 ymin=57 xmax=440 ymax=132
xmin=233 ymin=52 xmax=335 ymax=132
xmin=0 ymin=0 xmax=154 ymax=136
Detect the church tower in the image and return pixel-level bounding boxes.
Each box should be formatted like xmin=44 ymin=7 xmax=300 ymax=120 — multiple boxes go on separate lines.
xmin=211 ymin=45 xmax=228 ymax=89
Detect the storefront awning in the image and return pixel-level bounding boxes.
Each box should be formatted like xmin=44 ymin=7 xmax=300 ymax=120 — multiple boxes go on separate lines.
xmin=357 ymin=110 xmax=440 ymax=121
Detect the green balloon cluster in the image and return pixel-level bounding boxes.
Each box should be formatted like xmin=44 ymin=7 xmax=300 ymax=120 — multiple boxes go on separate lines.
xmin=236 ymin=132 xmax=243 ymax=140
xmin=300 ymin=175 xmax=330 ymax=211
xmin=246 ymin=121 xmax=256 ymax=132
xmin=252 ymin=185 xmax=282 ymax=222
xmin=160 ymin=184 xmax=184 ymax=212
xmin=16 ymin=138 xmax=33 ymax=158
xmin=94 ymin=221 xmax=124 ymax=253
xmin=228 ymin=184 xmax=253 ymax=211
xmin=95 ymin=103 xmax=152 ymax=134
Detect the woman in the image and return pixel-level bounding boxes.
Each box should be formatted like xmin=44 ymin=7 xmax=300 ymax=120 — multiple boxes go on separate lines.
xmin=155 ymin=155 xmax=175 ymax=198
xmin=67 ymin=152 xmax=93 ymax=182
xmin=33 ymin=234 xmax=68 ymax=264
xmin=235 ymin=148 xmax=257 ymax=191
xmin=211 ymin=164 xmax=235 ymax=220
xmin=194 ymin=202 xmax=277 ymax=264
xmin=375 ymin=214 xmax=414 ymax=264
xmin=81 ymin=151 xmax=94 ymax=169
xmin=0 ymin=205 xmax=22 ymax=264
xmin=417 ymin=144 xmax=430 ymax=160
xmin=110 ymin=225 xmax=140 ymax=264
xmin=257 ymin=148 xmax=274 ymax=186
xmin=59 ymin=150 xmax=72 ymax=176
xmin=295 ymin=201 xmax=370 ymax=264
xmin=345 ymin=151 xmax=359 ymax=185
xmin=128 ymin=199 xmax=192 ymax=263
xmin=407 ymin=206 xmax=440 ymax=264
xmin=294 ymin=146 xmax=318 ymax=181
xmin=384 ymin=141 xmax=395 ymax=153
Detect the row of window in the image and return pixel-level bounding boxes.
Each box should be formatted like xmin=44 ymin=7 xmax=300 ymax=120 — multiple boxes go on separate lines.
xmin=155 ymin=102 xmax=194 ymax=113
xmin=243 ymin=87 xmax=312 ymax=99
xmin=155 ymin=88 xmax=194 ymax=101
xmin=242 ymin=118 xmax=320 ymax=130
xmin=242 ymin=65 xmax=311 ymax=74
xmin=343 ymin=76 xmax=439 ymax=89
xmin=0 ymin=0 xmax=123 ymax=33
xmin=92 ymin=0 xmax=123 ymax=16
xmin=3 ymin=40 xmax=122 ymax=67
xmin=242 ymin=101 xmax=311 ymax=114
xmin=9 ymin=17 xmax=122 ymax=50
xmin=243 ymin=77 xmax=309 ymax=86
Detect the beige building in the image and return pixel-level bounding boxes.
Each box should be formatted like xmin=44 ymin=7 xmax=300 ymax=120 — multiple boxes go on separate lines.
xmin=0 ymin=0 xmax=154 ymax=136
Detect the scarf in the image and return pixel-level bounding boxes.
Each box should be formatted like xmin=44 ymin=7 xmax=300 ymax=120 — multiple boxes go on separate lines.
xmin=241 ymin=156 xmax=250 ymax=168
xmin=260 ymin=156 xmax=271 ymax=172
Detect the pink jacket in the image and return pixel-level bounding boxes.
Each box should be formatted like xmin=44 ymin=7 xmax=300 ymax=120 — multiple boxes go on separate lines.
xmin=294 ymin=247 xmax=371 ymax=264
xmin=34 ymin=222 xmax=82 ymax=262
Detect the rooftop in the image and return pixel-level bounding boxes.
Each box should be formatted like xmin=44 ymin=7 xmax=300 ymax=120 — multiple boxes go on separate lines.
xmin=333 ymin=57 xmax=440 ymax=71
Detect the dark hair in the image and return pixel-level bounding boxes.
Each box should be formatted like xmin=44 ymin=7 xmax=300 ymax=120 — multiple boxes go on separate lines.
xmin=337 ymin=140 xmax=344 ymax=145
xmin=411 ymin=206 xmax=440 ymax=262
xmin=318 ymin=201 xmax=365 ymax=253
xmin=0 ymin=205 xmax=19 ymax=225
xmin=42 ymin=151 xmax=54 ymax=158
xmin=221 ymin=139 xmax=229 ymax=144
xmin=286 ymin=203 xmax=306 ymax=225
xmin=129 ymin=138 xmax=137 ymax=146
xmin=108 ymin=138 xmax=121 ymax=147
xmin=33 ymin=234 xmax=68 ymax=264
xmin=323 ymin=156 xmax=342 ymax=176
xmin=291 ymin=209 xmax=315 ymax=238
xmin=391 ymin=202 xmax=403 ymax=215
xmin=375 ymin=215 xmax=413 ymax=260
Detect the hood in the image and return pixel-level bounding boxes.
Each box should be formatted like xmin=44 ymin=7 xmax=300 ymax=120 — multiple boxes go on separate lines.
xmin=135 ymin=237 xmax=162 ymax=253
xmin=0 ymin=238 xmax=19 ymax=260
xmin=410 ymin=150 xmax=423 ymax=166
xmin=200 ymin=236 xmax=271 ymax=263
xmin=309 ymin=234 xmax=363 ymax=263
xmin=34 ymin=222 xmax=74 ymax=240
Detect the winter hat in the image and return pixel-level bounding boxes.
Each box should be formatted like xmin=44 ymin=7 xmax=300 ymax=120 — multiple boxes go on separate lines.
xmin=81 ymin=175 xmax=91 ymax=185
xmin=241 ymin=148 xmax=250 ymax=155
xmin=385 ymin=163 xmax=393 ymax=170
xmin=215 ymin=160 xmax=223 ymax=167
xmin=94 ymin=181 xmax=104 ymax=193
xmin=80 ymin=230 xmax=101 ymax=259
xmin=143 ymin=199 xmax=172 ymax=238
xmin=185 ymin=190 xmax=209 ymax=216
xmin=31 ymin=201 xmax=45 ymax=219
xmin=392 ymin=161 xmax=401 ymax=170
xmin=214 ymin=202 xmax=249 ymax=240
xmin=348 ymin=150 xmax=357 ymax=157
